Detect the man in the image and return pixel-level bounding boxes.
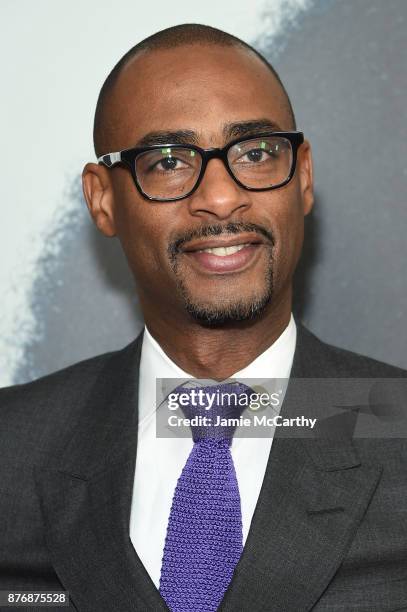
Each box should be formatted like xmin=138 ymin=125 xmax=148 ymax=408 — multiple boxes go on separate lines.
xmin=1 ymin=23 xmax=406 ymax=612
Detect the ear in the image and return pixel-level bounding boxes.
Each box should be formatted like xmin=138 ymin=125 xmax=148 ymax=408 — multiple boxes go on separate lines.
xmin=297 ymin=139 xmax=314 ymax=216
xmin=82 ymin=163 xmax=117 ymax=237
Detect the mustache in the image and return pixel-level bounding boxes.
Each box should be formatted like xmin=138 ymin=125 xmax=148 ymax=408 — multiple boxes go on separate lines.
xmin=168 ymin=222 xmax=275 ymax=255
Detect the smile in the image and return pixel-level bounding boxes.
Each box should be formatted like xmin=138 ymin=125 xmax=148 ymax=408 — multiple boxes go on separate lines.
xmin=181 ymin=233 xmax=268 ymax=274
xmin=196 ymin=243 xmax=251 ymax=256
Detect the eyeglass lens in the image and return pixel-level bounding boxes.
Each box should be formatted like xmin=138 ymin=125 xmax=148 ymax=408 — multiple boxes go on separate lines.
xmin=134 ymin=136 xmax=293 ymax=200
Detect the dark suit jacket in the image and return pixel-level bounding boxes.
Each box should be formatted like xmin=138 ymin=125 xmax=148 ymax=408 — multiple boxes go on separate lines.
xmin=1 ymin=323 xmax=407 ymax=612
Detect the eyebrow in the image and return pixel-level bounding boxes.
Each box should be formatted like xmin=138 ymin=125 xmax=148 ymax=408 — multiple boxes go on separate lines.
xmin=223 ymin=119 xmax=283 ymax=139
xmin=134 ymin=119 xmax=284 ymax=148
xmin=136 ymin=130 xmax=199 ymax=147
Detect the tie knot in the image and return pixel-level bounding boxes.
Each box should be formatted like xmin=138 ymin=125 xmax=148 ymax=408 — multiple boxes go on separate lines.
xmin=173 ymin=381 xmax=254 ymax=443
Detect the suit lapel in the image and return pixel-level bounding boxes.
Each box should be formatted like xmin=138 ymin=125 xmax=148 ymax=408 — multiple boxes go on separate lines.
xmin=35 ymin=333 xmax=169 ymax=612
xmin=219 ymin=323 xmax=383 ymax=612
xmin=219 ymin=438 xmax=381 ymax=612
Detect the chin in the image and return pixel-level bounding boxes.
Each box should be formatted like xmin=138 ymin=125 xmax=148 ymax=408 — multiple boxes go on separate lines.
xmin=182 ymin=291 xmax=274 ymax=328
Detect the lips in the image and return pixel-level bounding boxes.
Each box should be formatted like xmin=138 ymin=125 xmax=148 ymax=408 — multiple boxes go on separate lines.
xmin=181 ymin=234 xmax=266 ymax=273
xmin=195 ymin=243 xmax=251 ymax=256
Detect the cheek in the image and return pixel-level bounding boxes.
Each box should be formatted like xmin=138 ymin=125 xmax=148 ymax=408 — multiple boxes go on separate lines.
xmin=278 ymin=199 xmax=305 ymax=275
xmin=112 ymin=175 xmax=169 ymax=275
xmin=257 ymin=189 xmax=304 ymax=274
xmin=122 ymin=213 xmax=168 ymax=279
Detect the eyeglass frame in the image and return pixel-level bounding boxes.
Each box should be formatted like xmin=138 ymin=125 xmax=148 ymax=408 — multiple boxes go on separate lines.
xmin=97 ymin=131 xmax=304 ymax=202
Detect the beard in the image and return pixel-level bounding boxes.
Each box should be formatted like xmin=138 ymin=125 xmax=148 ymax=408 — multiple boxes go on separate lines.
xmin=179 ymin=268 xmax=274 ymax=327
xmin=168 ymin=222 xmax=275 ymax=328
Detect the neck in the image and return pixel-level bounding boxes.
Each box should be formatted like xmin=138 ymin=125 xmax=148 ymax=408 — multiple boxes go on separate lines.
xmin=142 ymin=288 xmax=293 ymax=380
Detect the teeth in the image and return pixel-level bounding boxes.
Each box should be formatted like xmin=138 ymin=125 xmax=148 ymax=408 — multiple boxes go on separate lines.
xmin=198 ymin=243 xmax=250 ymax=256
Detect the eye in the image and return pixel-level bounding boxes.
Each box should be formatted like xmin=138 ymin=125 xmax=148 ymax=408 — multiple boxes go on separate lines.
xmin=231 ymin=140 xmax=281 ymax=166
xmin=153 ymin=156 xmax=188 ymax=172
xmin=243 ymin=148 xmax=270 ymax=163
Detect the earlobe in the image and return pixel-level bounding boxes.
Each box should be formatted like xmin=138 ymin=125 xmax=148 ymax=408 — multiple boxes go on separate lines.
xmin=298 ymin=140 xmax=314 ymax=216
xmin=82 ymin=163 xmax=117 ymax=237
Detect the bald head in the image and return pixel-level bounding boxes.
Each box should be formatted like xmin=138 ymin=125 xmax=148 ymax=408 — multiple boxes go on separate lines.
xmin=93 ymin=23 xmax=296 ymax=157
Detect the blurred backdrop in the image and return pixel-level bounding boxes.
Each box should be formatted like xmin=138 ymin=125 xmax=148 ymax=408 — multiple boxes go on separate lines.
xmin=1 ymin=0 xmax=406 ymax=386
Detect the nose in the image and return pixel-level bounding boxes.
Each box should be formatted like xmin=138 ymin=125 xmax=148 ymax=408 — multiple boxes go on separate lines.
xmin=186 ymin=158 xmax=251 ymax=220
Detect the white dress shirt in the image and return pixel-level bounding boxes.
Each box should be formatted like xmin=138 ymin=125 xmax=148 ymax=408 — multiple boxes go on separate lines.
xmin=129 ymin=314 xmax=297 ymax=588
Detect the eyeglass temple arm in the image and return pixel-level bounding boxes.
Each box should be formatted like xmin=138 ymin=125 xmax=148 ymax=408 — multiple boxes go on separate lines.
xmin=97 ymin=151 xmax=122 ymax=167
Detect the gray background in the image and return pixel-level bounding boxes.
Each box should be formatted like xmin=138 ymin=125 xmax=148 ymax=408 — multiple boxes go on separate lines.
xmin=11 ymin=0 xmax=407 ymax=383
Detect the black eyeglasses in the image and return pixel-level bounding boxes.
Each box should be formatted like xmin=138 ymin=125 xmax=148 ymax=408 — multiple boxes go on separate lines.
xmin=97 ymin=131 xmax=304 ymax=202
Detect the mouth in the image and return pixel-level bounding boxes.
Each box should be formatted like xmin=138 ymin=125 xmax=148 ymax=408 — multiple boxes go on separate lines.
xmin=181 ymin=233 xmax=267 ymax=273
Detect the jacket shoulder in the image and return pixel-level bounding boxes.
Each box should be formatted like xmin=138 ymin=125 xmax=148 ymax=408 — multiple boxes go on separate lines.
xmin=296 ymin=323 xmax=407 ymax=378
xmin=0 ymin=337 xmax=142 ymax=454
xmin=1 ymin=347 xmax=119 ymax=406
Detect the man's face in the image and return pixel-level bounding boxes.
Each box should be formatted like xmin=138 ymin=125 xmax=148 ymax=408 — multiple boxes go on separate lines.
xmin=86 ymin=44 xmax=313 ymax=326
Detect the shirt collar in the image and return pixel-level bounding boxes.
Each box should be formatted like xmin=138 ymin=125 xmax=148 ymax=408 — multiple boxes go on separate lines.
xmin=138 ymin=314 xmax=297 ymax=424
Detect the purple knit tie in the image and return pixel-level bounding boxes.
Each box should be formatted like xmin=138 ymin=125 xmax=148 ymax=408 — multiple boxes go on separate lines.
xmin=159 ymin=382 xmax=252 ymax=612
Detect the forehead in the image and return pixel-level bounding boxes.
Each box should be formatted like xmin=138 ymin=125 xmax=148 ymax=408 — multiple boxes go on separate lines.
xmin=105 ymin=44 xmax=291 ymax=150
